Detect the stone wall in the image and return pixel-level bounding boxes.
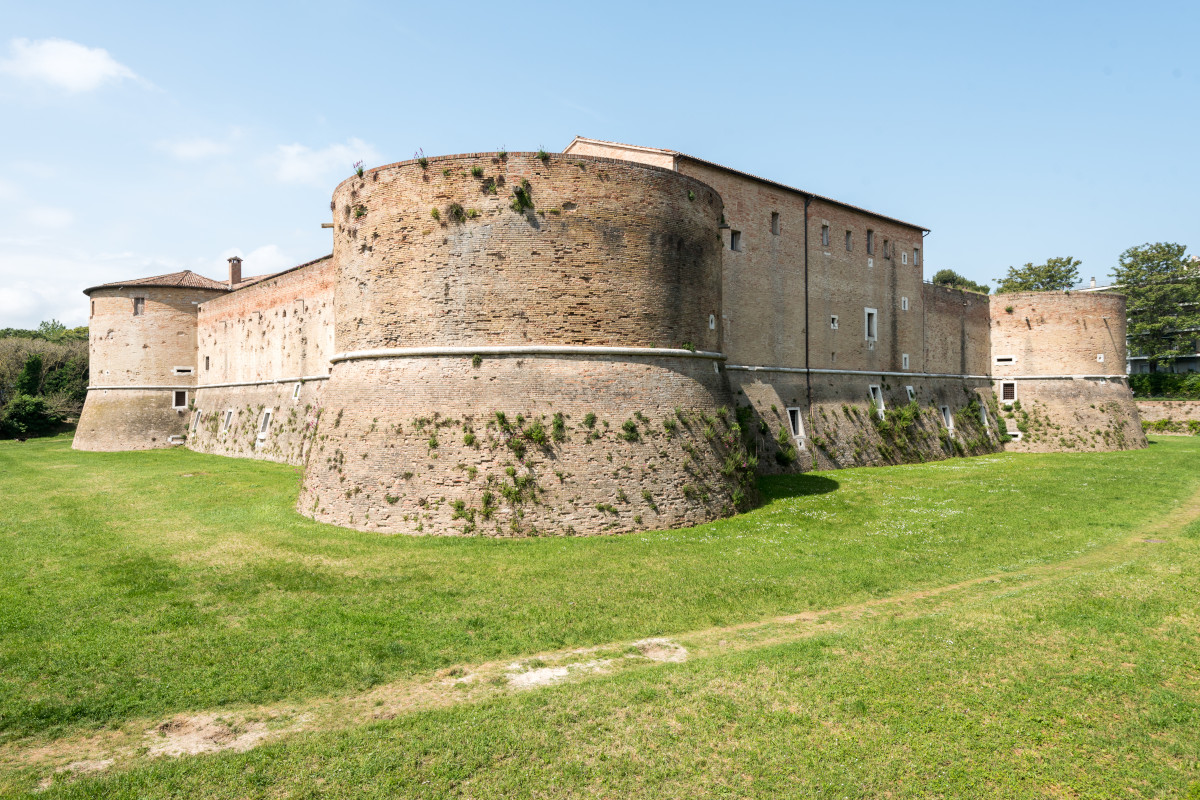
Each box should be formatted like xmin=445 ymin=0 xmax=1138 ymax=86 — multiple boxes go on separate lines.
xmin=75 ymin=285 xmax=224 ymax=451
xmin=187 ymin=381 xmax=326 ymax=465
xmin=1135 ymin=400 xmax=1200 ymax=434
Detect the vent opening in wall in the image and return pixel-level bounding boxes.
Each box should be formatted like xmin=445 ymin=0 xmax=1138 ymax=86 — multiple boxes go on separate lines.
xmin=1001 ymin=382 xmax=1016 ymax=402
xmin=902 ymin=353 xmax=910 ymax=370
xmin=995 ymin=355 xmax=1015 ymax=364
xmin=172 ymin=390 xmax=187 ymax=410
xmin=868 ymin=385 xmax=885 ymax=418
xmin=173 ymin=366 xmax=194 ymax=376
xmin=1096 ymin=353 xmax=1105 ymax=363
xmin=906 ymin=386 xmax=916 ymax=402
xmin=167 ymin=435 xmax=185 ymax=445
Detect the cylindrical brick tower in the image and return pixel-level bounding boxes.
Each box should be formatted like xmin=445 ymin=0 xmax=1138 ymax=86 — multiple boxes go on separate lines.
xmin=75 ymin=272 xmax=228 ymax=451
xmin=988 ymin=291 xmax=1145 ymax=451
xmin=299 ymin=152 xmax=748 ymax=536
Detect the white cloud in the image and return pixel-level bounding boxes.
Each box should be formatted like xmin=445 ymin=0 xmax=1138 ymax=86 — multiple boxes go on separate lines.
xmin=266 ymin=138 xmax=380 ymax=186
xmin=25 ymin=206 xmax=74 ymax=229
xmin=157 ymin=137 xmax=232 ymax=160
xmin=0 ymin=37 xmax=140 ymax=93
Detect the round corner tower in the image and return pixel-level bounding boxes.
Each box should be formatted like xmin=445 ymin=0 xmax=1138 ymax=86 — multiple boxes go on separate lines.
xmin=988 ymin=290 xmax=1145 ymax=452
xmin=299 ymin=151 xmax=747 ymax=536
xmin=74 ymin=272 xmax=228 ymax=451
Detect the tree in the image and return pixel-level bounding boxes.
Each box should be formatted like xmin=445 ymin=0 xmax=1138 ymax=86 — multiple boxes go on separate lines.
xmin=931 ymin=269 xmax=990 ymax=295
xmin=15 ymin=354 xmax=43 ymax=396
xmin=995 ymin=256 xmax=1081 ymax=293
xmin=1111 ymin=242 xmax=1200 ymax=372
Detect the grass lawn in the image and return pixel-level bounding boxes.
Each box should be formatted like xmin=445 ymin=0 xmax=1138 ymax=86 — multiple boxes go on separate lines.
xmin=2 ymin=434 xmax=1199 ymax=796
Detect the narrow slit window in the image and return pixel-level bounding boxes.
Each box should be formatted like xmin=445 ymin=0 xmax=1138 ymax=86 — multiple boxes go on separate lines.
xmin=845 ymin=230 xmax=853 ymax=251
xmin=865 ymin=308 xmax=878 ymax=341
xmin=205 ymin=355 xmax=210 ymax=371
xmin=830 ymin=315 xmax=839 ymax=330
xmin=293 ymin=382 xmax=303 ymax=401
xmin=222 ymin=410 xmax=233 ymax=432
xmin=980 ymin=404 xmax=989 ymax=428
xmin=821 ymin=224 xmax=830 ymax=247
xmin=901 ymin=296 xmax=909 ymax=311
xmin=868 ymin=385 xmax=885 ymax=419
xmin=995 ymin=355 xmax=1014 ymax=365
xmin=902 ymin=251 xmax=908 ymax=264
xmin=258 ymin=409 xmax=273 ymax=439
xmin=770 ymin=212 xmax=780 ymax=235
xmin=133 ymin=297 xmax=145 ymax=316
xmin=172 ymin=390 xmax=187 ymax=410
xmin=913 ymin=247 xmax=920 ymax=266
xmin=191 ymin=411 xmax=202 ymax=431
xmin=172 ymin=366 xmax=194 ymax=376
xmin=787 ymin=407 xmax=804 ymax=440
xmin=730 ymin=230 xmax=742 ymax=251
xmin=866 ymin=230 xmax=875 ymax=255
xmin=940 ymin=405 xmax=953 ymax=430
xmin=902 ymin=353 xmax=910 ymax=370
xmin=883 ymin=239 xmax=891 ymax=259
xmin=905 ymin=386 xmax=916 ymax=402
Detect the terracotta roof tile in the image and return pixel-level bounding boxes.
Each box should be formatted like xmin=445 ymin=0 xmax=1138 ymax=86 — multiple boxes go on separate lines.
xmin=83 ymin=269 xmax=230 ymax=295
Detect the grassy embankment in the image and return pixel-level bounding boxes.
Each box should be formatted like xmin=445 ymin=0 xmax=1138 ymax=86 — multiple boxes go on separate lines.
xmin=1 ymin=434 xmax=1198 ymax=797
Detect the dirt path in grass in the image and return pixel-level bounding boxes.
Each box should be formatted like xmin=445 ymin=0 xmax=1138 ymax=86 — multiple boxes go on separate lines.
xmin=10 ymin=487 xmax=1200 ymax=790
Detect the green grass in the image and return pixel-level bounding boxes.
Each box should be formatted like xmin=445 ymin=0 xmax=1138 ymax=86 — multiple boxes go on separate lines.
xmin=3 ymin=435 xmax=1200 ymax=796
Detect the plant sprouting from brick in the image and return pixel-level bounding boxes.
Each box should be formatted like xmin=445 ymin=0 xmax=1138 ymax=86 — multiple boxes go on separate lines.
xmin=443 ymin=168 xmax=452 ymax=177
xmin=470 ymin=165 xmax=484 ymax=179
xmin=354 ymin=205 xmax=367 ymax=218
xmin=595 ymin=503 xmax=617 ymax=515
xmin=551 ymin=412 xmax=566 ymax=442
xmin=687 ymin=190 xmax=695 ymax=201
xmin=510 ymin=179 xmax=534 ymax=213
xmin=497 ymin=146 xmax=507 ymax=159
xmin=414 ymin=148 xmax=428 ymax=169
xmin=495 ymin=411 xmax=513 ymax=433
xmin=447 ymin=203 xmax=465 ymax=222
xmin=471 ymin=353 xmax=482 ymax=368
xmin=428 ymin=433 xmax=439 ymax=449
xmin=353 ymin=160 xmax=364 ymax=178
xmin=463 ymin=431 xmax=477 ymax=447
xmin=583 ymin=412 xmax=596 ymax=429
xmin=481 ymin=177 xmax=497 ymax=195
xmin=681 ymin=341 xmax=696 ymax=352
xmin=641 ymin=489 xmax=658 ymax=512
xmin=524 ymin=419 xmax=547 ymax=445
xmin=619 ymin=419 xmax=640 ymax=442
xmin=536 ymin=147 xmax=550 ymax=163
xmin=385 ymin=494 xmax=399 ymax=505
xmin=466 ymin=208 xmax=479 ymax=218
xmin=430 ymin=207 xmax=441 ymax=221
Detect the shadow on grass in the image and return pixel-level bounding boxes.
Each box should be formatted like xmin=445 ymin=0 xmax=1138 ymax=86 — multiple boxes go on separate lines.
xmin=758 ymin=473 xmax=840 ymax=501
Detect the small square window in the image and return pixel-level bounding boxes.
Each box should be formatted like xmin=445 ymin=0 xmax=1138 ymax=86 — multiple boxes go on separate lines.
xmin=830 ymin=315 xmax=839 ymax=330
xmin=868 ymin=385 xmax=885 ymax=418
xmin=845 ymin=230 xmax=852 ymax=251
xmin=821 ymin=224 xmax=830 ymax=247
xmin=902 ymin=353 xmax=910 ymax=370
xmin=1096 ymin=353 xmax=1105 ymax=363
xmin=730 ymin=230 xmax=742 ymax=251
xmin=905 ymin=386 xmax=916 ymax=402
xmin=901 ymin=296 xmax=909 ymax=311
xmin=172 ymin=390 xmax=187 ymax=410
xmin=1001 ymin=382 xmax=1016 ymax=402
xmin=133 ymin=297 xmax=145 ymax=316
xmin=770 ymin=212 xmax=780 ymax=235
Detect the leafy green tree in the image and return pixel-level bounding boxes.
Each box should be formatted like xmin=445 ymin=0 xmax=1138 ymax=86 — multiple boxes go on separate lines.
xmin=15 ymin=354 xmax=43 ymax=396
xmin=0 ymin=394 xmax=61 ymax=438
xmin=931 ymin=269 xmax=990 ymax=295
xmin=995 ymin=256 xmax=1081 ymax=293
xmin=1112 ymin=242 xmax=1200 ymax=372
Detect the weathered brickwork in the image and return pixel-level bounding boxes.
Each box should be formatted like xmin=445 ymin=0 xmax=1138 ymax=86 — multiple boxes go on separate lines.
xmin=989 ymin=292 xmax=1145 ymax=452
xmin=1137 ymin=400 xmax=1200 ymax=427
xmin=922 ymin=285 xmax=991 ymax=376
xmin=75 ymin=285 xmax=224 ymax=451
xmin=332 ymin=153 xmax=722 ymax=353
xmin=299 ymin=355 xmax=748 ymax=535
xmin=187 ymin=381 xmax=326 ymax=465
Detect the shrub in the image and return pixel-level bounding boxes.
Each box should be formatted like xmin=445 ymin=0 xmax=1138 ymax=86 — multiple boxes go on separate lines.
xmin=470 ymin=166 xmax=484 ymax=178
xmin=0 ymin=394 xmax=61 ymax=438
xmin=619 ymin=419 xmax=640 ymax=442
xmin=551 ymin=412 xmax=566 ymax=442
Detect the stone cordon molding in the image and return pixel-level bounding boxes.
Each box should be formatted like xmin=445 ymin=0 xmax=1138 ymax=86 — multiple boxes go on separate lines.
xmin=329 ymin=346 xmax=726 ymax=364
xmin=726 ymin=365 xmax=1128 ymax=382
xmin=90 ymin=375 xmax=331 ymax=391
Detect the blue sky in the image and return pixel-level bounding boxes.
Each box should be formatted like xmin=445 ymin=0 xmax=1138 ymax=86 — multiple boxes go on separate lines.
xmin=1 ymin=0 xmax=1196 ymax=328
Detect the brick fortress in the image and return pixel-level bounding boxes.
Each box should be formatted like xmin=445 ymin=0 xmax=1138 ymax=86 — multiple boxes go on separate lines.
xmin=74 ymin=140 xmax=1145 ymax=535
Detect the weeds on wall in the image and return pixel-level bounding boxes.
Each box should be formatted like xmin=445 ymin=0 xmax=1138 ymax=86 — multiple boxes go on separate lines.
xmin=510 ymin=180 xmax=534 ymax=213
xmin=536 ymin=148 xmax=550 ymax=163
xmin=353 ymin=160 xmax=364 ymax=178
xmin=414 ymin=148 xmax=428 ymax=169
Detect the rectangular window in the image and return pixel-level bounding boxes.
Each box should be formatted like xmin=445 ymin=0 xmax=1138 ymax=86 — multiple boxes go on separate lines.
xmin=770 ymin=212 xmax=780 ymax=235
xmin=845 ymin=230 xmax=853 ymax=251
xmin=906 ymin=386 xmax=916 ymax=402
xmin=205 ymin=356 xmax=210 ymax=371
xmin=172 ymin=390 xmax=187 ymax=410
xmin=940 ymin=405 xmax=953 ymax=430
xmin=191 ymin=411 xmax=202 ymax=431
xmin=222 ymin=409 xmax=234 ymax=432
xmin=883 ymin=239 xmax=891 ymax=259
xmin=866 ymin=230 xmax=874 ymax=255
xmin=902 ymin=353 xmax=910 ymax=370
xmin=258 ymin=409 xmax=273 ymax=440
xmin=830 ymin=315 xmax=839 ymax=330
xmin=864 ymin=308 xmax=878 ymax=341
xmin=730 ymin=230 xmax=742 ymax=251
xmin=994 ymin=355 xmax=1014 ymax=364
xmin=868 ymin=385 xmax=885 ymax=419
xmin=1001 ymin=382 xmax=1016 ymax=402
xmin=787 ymin=407 xmax=805 ymax=440
xmin=133 ymin=297 xmax=145 ymax=316
xmin=913 ymin=247 xmax=920 ymax=266
xmin=901 ymin=296 xmax=909 ymax=311
xmin=172 ymin=366 xmax=194 ymax=376
xmin=821 ymin=224 xmax=830 ymax=247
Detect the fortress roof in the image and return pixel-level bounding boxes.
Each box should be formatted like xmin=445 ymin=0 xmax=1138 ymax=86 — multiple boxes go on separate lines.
xmin=83 ymin=269 xmax=231 ymax=295
xmin=565 ymin=136 xmax=929 ymax=232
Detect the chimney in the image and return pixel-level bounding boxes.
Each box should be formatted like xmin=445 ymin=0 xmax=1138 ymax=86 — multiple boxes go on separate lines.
xmin=227 ymin=256 xmax=242 ymax=288
xmin=1089 ymin=276 xmax=1096 ymax=288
